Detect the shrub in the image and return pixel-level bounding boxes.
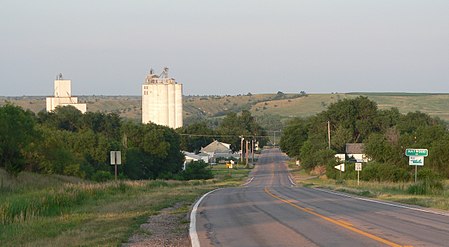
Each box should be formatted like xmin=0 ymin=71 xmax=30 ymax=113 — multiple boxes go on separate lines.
xmin=407 ymin=168 xmax=444 ymax=195
xmin=181 ymin=161 xmax=213 ymax=180
xmin=92 ymin=170 xmax=113 ymax=182
xmin=361 ymin=162 xmax=410 ymax=182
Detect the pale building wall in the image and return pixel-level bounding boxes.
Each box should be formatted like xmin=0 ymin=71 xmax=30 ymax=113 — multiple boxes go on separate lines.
xmin=142 ymin=84 xmax=150 ymax=124
xmin=46 ymin=77 xmax=86 ymax=113
xmin=175 ymin=84 xmax=183 ymax=128
xmin=168 ymin=83 xmax=175 ymax=128
xmin=159 ymin=84 xmax=169 ymax=125
xmin=141 ymin=70 xmax=183 ymax=129
xmin=54 ymin=80 xmax=72 ymax=97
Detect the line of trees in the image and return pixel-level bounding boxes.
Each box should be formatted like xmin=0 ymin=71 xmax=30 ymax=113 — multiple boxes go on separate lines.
xmin=0 ymin=105 xmax=267 ymax=180
xmin=0 ymin=104 xmax=184 ymax=180
xmin=280 ymin=96 xmax=449 ymax=181
xmin=178 ymin=110 xmax=268 ymax=153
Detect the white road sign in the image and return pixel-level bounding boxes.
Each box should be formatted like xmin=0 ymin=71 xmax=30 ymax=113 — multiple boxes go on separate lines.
xmin=409 ymin=156 xmax=424 ymax=166
xmin=334 ymin=164 xmax=345 ymax=172
xmin=355 ymin=163 xmax=362 ymax=171
xmin=110 ymin=151 xmax=121 ymax=165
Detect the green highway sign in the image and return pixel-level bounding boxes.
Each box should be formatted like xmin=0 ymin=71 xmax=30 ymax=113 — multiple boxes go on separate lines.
xmin=405 ymin=149 xmax=428 ymax=157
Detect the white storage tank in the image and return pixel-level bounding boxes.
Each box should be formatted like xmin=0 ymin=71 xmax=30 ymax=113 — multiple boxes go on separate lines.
xmin=142 ymin=68 xmax=183 ymax=128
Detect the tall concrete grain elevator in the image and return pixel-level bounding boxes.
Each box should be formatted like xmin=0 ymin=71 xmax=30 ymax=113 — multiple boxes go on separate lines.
xmin=141 ymin=67 xmax=183 ymax=128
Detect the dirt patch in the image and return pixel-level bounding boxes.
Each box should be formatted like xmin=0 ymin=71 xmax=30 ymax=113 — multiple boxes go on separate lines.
xmin=123 ymin=203 xmax=191 ymax=247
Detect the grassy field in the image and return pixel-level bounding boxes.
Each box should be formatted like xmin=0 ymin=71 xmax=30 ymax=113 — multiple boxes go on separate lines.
xmin=0 ymin=166 xmax=251 ymax=246
xmin=3 ymin=92 xmax=449 ymax=123
xmin=286 ymin=162 xmax=449 ymax=211
xmin=250 ymin=93 xmax=449 ymax=122
xmin=250 ymin=93 xmax=351 ymax=118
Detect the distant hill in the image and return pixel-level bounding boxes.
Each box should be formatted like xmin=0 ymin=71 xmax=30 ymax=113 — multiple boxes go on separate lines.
xmin=2 ymin=92 xmax=449 ymax=127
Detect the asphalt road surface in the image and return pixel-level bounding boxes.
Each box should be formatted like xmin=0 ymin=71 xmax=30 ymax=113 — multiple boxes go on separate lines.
xmin=191 ymin=148 xmax=449 ymax=247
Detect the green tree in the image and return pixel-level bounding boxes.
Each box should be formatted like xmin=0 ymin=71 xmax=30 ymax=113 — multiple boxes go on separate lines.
xmin=177 ymin=122 xmax=215 ymax=153
xmin=279 ymin=117 xmax=308 ymax=158
xmin=397 ymin=111 xmax=438 ymax=135
xmin=31 ymin=125 xmax=81 ymax=176
xmin=39 ymin=105 xmax=83 ymax=132
xmin=81 ymin=112 xmax=121 ymax=140
xmin=217 ymin=110 xmax=268 ymax=151
xmin=0 ymin=104 xmax=38 ymax=175
xmin=181 ymin=160 xmax=213 ymax=180
xmin=121 ymin=122 xmax=184 ymax=179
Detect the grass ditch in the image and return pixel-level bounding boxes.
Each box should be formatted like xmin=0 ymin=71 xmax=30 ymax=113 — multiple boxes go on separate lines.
xmin=0 ymin=165 xmax=252 ymax=246
xmin=287 ymin=163 xmax=449 ymax=211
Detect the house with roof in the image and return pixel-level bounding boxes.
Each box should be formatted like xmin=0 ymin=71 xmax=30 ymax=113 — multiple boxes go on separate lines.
xmin=345 ymin=143 xmax=370 ymax=162
xmin=199 ymin=140 xmax=237 ymax=163
xmin=182 ymin=151 xmax=209 ymax=170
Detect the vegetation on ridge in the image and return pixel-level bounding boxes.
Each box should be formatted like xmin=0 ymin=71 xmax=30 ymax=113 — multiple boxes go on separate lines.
xmin=280 ymin=96 xmax=449 ymax=188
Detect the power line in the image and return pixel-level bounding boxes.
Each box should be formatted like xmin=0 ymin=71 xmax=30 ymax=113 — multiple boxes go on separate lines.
xmin=178 ymin=133 xmax=271 ymax=138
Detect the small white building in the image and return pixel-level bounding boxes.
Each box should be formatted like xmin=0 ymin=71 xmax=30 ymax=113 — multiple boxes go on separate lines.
xmin=200 ymin=140 xmax=238 ymax=163
xmin=46 ymin=73 xmax=86 ymax=113
xmin=182 ymin=151 xmax=209 ymax=170
xmin=345 ymin=143 xmax=370 ymax=163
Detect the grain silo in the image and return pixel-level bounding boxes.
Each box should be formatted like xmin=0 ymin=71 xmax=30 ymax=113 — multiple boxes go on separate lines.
xmin=46 ymin=73 xmax=87 ymax=113
xmin=142 ymin=67 xmax=183 ymax=128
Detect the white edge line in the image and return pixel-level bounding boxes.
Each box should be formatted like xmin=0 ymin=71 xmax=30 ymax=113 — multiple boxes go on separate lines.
xmin=242 ymin=177 xmax=254 ymax=186
xmin=313 ymin=187 xmax=449 ymax=217
xmin=190 ymin=188 xmax=221 ymax=247
xmin=288 ymin=175 xmax=296 ymax=186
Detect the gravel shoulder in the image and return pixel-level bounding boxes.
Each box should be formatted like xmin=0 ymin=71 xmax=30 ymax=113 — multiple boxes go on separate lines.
xmin=123 ymin=203 xmax=191 ymax=247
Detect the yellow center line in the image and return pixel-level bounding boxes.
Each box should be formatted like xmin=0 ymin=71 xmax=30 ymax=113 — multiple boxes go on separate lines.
xmin=264 ymin=187 xmax=408 ymax=247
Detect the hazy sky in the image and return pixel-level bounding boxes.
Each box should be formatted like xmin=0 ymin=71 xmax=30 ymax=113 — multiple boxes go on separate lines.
xmin=1 ymin=0 xmax=448 ymax=96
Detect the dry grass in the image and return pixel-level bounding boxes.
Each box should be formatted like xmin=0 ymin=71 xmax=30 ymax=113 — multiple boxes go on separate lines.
xmin=0 ymin=166 xmax=251 ymax=247
xmin=4 ymin=93 xmax=449 ymax=122
xmin=294 ymin=171 xmax=449 ymax=211
xmin=251 ymin=94 xmax=352 ymax=118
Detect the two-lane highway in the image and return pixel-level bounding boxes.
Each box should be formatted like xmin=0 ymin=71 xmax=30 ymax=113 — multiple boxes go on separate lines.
xmin=191 ymin=148 xmax=449 ymax=246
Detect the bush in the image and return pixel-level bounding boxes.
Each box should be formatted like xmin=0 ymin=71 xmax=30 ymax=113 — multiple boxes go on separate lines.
xmin=361 ymin=162 xmax=410 ymax=182
xmin=407 ymin=168 xmax=444 ymax=195
xmin=181 ymin=161 xmax=213 ymax=180
xmin=92 ymin=170 xmax=113 ymax=182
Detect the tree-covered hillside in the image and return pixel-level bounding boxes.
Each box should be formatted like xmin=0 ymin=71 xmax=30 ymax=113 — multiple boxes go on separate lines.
xmin=0 ymin=104 xmax=266 ymax=180
xmin=280 ymin=96 xmax=449 ymax=183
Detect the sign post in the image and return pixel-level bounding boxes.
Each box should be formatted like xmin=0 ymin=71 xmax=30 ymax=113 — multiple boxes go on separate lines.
xmin=334 ymin=154 xmax=346 ymax=181
xmin=405 ymin=149 xmax=427 ymax=183
xmin=334 ymin=163 xmax=345 ymax=180
xmin=355 ymin=163 xmax=362 ymax=186
xmin=110 ymin=151 xmax=122 ymax=180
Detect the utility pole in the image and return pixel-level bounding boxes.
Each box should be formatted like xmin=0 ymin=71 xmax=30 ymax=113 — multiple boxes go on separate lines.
xmin=328 ymin=121 xmax=331 ymax=149
xmin=246 ymin=140 xmax=249 ymax=166
xmin=251 ymin=139 xmax=255 ymax=165
xmin=269 ymin=130 xmax=281 ymax=147
xmin=240 ymin=136 xmax=244 ymax=164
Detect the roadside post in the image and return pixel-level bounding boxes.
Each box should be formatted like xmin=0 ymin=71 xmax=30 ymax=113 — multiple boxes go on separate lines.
xmin=334 ymin=154 xmax=345 ymax=180
xmin=110 ymin=151 xmax=122 ymax=180
xmin=405 ymin=149 xmax=428 ymax=183
xmin=334 ymin=163 xmax=345 ymax=180
xmin=355 ymin=163 xmax=362 ymax=186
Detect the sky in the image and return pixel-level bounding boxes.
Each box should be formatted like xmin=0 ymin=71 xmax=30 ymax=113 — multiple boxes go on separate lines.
xmin=1 ymin=0 xmax=448 ymax=96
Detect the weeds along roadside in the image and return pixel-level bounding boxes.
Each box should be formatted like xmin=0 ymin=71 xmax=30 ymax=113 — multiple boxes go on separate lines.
xmin=287 ymin=161 xmax=449 ymax=211
xmin=0 ymin=166 xmax=251 ymax=246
